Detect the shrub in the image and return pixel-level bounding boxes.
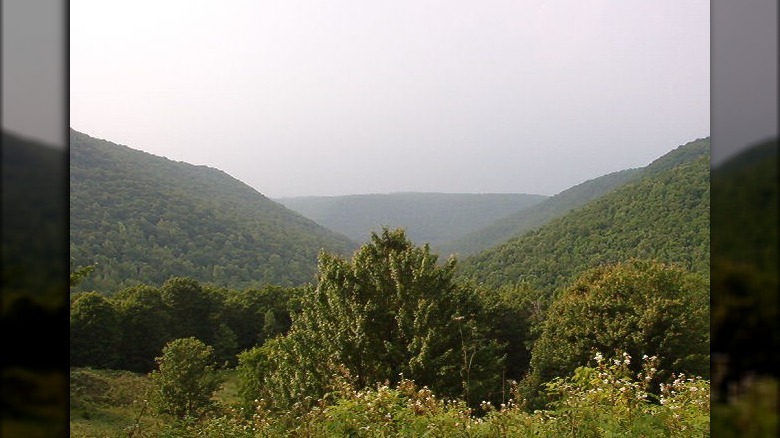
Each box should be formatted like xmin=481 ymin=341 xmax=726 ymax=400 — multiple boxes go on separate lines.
xmin=149 ymin=337 xmax=221 ymax=419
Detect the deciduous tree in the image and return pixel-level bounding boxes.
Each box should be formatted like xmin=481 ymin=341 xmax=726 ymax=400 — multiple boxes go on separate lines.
xmin=149 ymin=337 xmax=221 ymax=419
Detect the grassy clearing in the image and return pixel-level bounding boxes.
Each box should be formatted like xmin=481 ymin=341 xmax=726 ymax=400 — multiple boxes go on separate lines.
xmin=70 ymin=367 xmax=162 ymax=437
xmin=69 ymin=367 xmax=242 ymax=437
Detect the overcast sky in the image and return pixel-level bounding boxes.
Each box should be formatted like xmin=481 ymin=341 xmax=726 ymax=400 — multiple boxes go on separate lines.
xmin=66 ymin=0 xmax=719 ymax=198
xmin=6 ymin=2 xmax=776 ymax=198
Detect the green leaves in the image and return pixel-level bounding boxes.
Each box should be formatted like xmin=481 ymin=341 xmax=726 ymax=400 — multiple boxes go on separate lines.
xmin=69 ymin=129 xmax=356 ymax=293
xmin=149 ymin=337 xmax=221 ymax=419
xmin=70 ymin=292 xmax=121 ymax=368
xmin=241 ymin=228 xmax=504 ymax=411
xmin=461 ymin=140 xmax=710 ymax=298
xmin=524 ymin=259 xmax=709 ymax=409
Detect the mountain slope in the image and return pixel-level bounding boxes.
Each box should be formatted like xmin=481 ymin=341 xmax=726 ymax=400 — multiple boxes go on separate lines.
xmin=459 ymin=138 xmax=710 ymax=297
xmin=276 ymin=192 xmax=548 ymax=249
xmin=443 ymin=137 xmax=711 ymax=257
xmin=70 ymin=129 xmax=356 ymax=293
xmin=440 ymin=169 xmax=640 ymax=257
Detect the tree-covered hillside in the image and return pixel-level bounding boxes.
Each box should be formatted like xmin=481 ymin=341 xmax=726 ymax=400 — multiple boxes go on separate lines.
xmin=443 ymin=137 xmax=711 ymax=257
xmin=276 ymin=192 xmax=547 ymax=249
xmin=459 ymin=139 xmax=710 ymax=297
xmin=441 ymin=169 xmax=640 ymax=257
xmin=70 ymin=129 xmax=356 ymax=293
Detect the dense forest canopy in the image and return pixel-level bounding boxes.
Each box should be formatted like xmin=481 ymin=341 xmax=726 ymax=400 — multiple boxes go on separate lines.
xmin=459 ymin=139 xmax=710 ymax=297
xmin=70 ymin=129 xmax=356 ymax=293
xmin=441 ymin=137 xmax=710 ymax=257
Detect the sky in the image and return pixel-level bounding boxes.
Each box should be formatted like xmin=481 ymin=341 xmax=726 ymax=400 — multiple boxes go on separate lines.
xmin=8 ymin=1 xmax=774 ymax=198
xmin=65 ymin=0 xmax=715 ymax=198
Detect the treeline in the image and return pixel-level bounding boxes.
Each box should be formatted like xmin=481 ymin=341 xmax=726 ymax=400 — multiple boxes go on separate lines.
xmin=70 ymin=278 xmax=298 ymax=373
xmin=71 ymin=229 xmax=710 ymax=435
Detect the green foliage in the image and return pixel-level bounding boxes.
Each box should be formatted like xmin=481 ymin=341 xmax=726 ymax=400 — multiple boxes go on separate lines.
xmin=148 ymin=352 xmax=710 ymax=437
xmin=211 ymin=323 xmax=240 ymax=368
xmin=239 ymin=229 xmax=505 ymax=411
xmin=70 ymin=367 xmax=161 ymax=437
xmin=475 ymin=282 xmax=546 ymax=383
xmin=69 ymin=277 xmax=299 ymax=374
xmin=69 ymin=129 xmax=356 ymax=293
xmin=70 ymin=292 xmax=121 ymax=368
xmin=461 ymin=148 xmax=710 ymax=298
xmin=70 ymin=264 xmax=96 ymax=287
xmin=111 ymin=285 xmax=172 ymax=372
xmin=538 ymin=352 xmax=710 ymax=437
xmin=524 ymin=259 xmax=709 ymax=409
xmin=446 ymin=138 xmax=710 ymax=258
xmin=149 ymin=337 xmax=222 ymax=419
xmin=160 ymin=277 xmax=216 ymax=342
xmin=216 ymin=284 xmax=295 ymax=352
xmin=445 ymin=168 xmax=641 ymax=257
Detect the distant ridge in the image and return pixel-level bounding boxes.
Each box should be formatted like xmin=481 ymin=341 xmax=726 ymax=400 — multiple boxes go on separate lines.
xmin=440 ymin=169 xmax=640 ymax=257
xmin=70 ymin=129 xmax=356 ymax=293
xmin=443 ymin=137 xmax=711 ymax=257
xmin=276 ymin=192 xmax=548 ymax=249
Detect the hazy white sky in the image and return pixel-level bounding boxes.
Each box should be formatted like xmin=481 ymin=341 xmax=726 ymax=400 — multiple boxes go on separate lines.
xmin=70 ymin=1 xmax=711 ymax=197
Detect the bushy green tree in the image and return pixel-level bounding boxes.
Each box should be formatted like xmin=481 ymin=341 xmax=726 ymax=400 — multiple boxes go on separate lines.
xmin=149 ymin=337 xmax=221 ymax=419
xmin=70 ymin=291 xmax=121 ymax=368
xmin=524 ymin=259 xmax=709 ymax=409
xmin=476 ymin=281 xmax=547 ymax=384
xmin=160 ymin=277 xmax=215 ymax=342
xmin=239 ymin=228 xmax=504 ymax=411
xmin=112 ymin=285 xmax=172 ymax=372
xmin=217 ymin=285 xmax=293 ymax=351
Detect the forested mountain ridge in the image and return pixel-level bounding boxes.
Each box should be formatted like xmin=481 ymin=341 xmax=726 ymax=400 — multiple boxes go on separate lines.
xmin=459 ymin=137 xmax=710 ymax=297
xmin=440 ymin=169 xmax=641 ymax=257
xmin=443 ymin=137 xmax=711 ymax=257
xmin=276 ymin=192 xmax=548 ymax=249
xmin=70 ymin=129 xmax=356 ymax=293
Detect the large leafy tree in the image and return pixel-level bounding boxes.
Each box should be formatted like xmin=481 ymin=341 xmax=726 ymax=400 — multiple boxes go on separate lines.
xmin=70 ymin=292 xmax=121 ymax=368
xmin=149 ymin=337 xmax=221 ymax=419
xmin=112 ymin=285 xmax=172 ymax=372
xmin=240 ymin=228 xmax=504 ymax=410
xmin=216 ymin=285 xmax=294 ymax=352
xmin=524 ymin=259 xmax=709 ymax=408
xmin=160 ymin=277 xmax=215 ymax=342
